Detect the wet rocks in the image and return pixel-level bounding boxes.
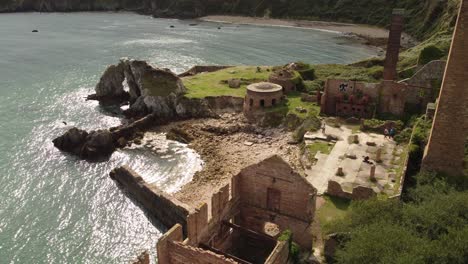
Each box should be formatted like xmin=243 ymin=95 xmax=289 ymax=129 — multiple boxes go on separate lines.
xmin=52 ymin=127 xmax=117 ymax=161
xmin=52 ymin=127 xmax=89 ymax=155
xmin=166 ymin=127 xmax=193 ymax=144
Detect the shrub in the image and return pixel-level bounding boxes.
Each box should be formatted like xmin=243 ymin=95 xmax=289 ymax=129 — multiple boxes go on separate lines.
xmin=278 ymin=230 xmax=300 ymax=264
xmin=418 ymin=45 xmax=445 ymax=65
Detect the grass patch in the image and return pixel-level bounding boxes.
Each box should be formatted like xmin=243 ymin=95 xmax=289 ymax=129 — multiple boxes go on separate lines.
xmin=318 ymin=195 xmax=352 ymax=232
xmin=267 ymin=91 xmax=320 ymax=119
xmin=183 ymin=66 xmax=271 ymax=98
xmin=307 ymin=142 xmax=333 ymax=159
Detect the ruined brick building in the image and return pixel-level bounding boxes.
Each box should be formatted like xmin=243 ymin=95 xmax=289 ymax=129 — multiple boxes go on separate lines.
xmin=320 ymin=9 xmax=446 ymax=118
xmin=157 ymin=156 xmax=317 ymax=264
xmin=423 ymin=0 xmax=468 ymax=176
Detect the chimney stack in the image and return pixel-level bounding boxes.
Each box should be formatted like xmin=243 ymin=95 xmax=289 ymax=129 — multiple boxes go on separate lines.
xmin=383 ymin=9 xmax=405 ymax=81
xmin=422 ymin=0 xmax=468 ymax=176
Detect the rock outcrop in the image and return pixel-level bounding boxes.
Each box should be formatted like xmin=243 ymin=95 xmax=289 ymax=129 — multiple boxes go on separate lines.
xmin=87 ymin=58 xmax=215 ymax=120
xmin=52 ymin=127 xmax=117 ymax=161
xmin=54 ymin=59 xmax=229 ymax=161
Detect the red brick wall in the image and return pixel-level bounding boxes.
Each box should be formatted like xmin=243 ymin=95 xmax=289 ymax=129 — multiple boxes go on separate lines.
xmin=244 ymin=90 xmax=283 ymax=112
xmin=237 ymin=156 xmax=316 ymax=222
xmin=383 ymin=9 xmax=404 ymax=80
xmin=423 ymin=0 xmax=468 ymax=176
xmin=321 ymin=79 xmax=379 ymax=116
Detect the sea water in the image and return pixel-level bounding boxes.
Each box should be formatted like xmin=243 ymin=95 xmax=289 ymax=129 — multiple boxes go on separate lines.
xmin=0 ymin=12 xmax=376 ymax=263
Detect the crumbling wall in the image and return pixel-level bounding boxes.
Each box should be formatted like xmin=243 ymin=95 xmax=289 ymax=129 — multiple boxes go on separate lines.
xmin=109 ymin=166 xmax=190 ymax=231
xmin=237 ymin=155 xmax=316 ymax=222
xmin=321 ymin=79 xmax=379 ymax=116
xmin=326 ymin=180 xmax=376 ymax=200
xmin=265 ymin=241 xmax=289 ymax=264
xmin=167 ymin=242 xmax=238 ymax=264
xmin=185 ymin=183 xmax=239 ymax=249
xmin=234 ymin=155 xmax=316 ymax=248
xmin=403 ymin=60 xmax=446 ymax=105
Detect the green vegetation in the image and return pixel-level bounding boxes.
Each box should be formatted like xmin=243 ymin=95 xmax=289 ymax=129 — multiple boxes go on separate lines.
xmin=324 ymin=113 xmax=468 ymax=263
xmin=278 ymin=230 xmax=301 ymax=263
xmin=361 ymin=119 xmax=404 ymax=133
xmin=418 ymin=45 xmax=445 ymax=65
xmin=317 ymin=195 xmax=351 ymax=231
xmin=328 ymin=172 xmax=468 ymax=264
xmin=183 ymin=66 xmax=271 ymax=98
xmin=293 ymin=61 xmax=316 ymax=81
xmin=306 ymin=142 xmax=333 ymax=161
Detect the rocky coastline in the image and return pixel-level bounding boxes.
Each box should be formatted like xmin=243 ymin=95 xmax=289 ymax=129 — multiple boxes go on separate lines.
xmin=53 ymin=59 xmax=245 ymax=161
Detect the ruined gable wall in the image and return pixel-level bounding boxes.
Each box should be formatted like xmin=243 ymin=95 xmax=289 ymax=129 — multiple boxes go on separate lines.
xmin=237 ymin=157 xmax=316 ymax=222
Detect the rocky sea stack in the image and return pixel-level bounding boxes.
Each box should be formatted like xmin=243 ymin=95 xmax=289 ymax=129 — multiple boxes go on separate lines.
xmin=53 ymin=59 xmax=225 ymax=161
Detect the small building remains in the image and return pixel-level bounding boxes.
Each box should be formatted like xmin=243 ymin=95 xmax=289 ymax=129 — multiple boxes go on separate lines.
xmin=320 ymin=9 xmax=446 ymax=118
xmin=268 ymin=69 xmax=299 ymax=93
xmin=157 ymin=156 xmax=317 ymax=264
xmin=243 ymin=82 xmax=284 ymax=115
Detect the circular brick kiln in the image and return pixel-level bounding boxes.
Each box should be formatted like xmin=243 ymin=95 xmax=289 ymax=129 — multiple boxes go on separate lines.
xmin=243 ymin=82 xmax=283 ymax=114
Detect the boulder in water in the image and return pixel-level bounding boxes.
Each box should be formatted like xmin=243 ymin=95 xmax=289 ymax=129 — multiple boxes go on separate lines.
xmin=52 ymin=127 xmax=88 ymax=155
xmin=53 ymin=127 xmax=116 ymax=162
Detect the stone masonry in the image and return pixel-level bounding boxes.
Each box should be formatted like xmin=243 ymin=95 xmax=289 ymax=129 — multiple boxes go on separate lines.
xmin=423 ymin=0 xmax=468 ymax=176
xmin=383 ymin=9 xmax=404 ymax=80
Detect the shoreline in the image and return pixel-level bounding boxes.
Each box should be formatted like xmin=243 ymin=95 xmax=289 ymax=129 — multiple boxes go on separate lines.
xmin=149 ymin=113 xmax=302 ymax=209
xmin=199 ymin=15 xmax=418 ymax=49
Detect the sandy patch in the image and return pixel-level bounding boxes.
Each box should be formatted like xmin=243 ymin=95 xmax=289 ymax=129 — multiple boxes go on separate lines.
xmin=199 ymin=15 xmax=417 ymax=48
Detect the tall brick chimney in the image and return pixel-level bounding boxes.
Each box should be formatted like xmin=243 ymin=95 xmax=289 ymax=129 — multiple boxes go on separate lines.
xmin=422 ymin=0 xmax=468 ymax=176
xmin=383 ymin=9 xmax=405 ymax=81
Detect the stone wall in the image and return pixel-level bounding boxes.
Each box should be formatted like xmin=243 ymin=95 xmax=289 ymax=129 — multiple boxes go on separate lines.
xmin=234 ymin=155 xmax=317 ymax=248
xmin=235 ymin=156 xmax=316 ymax=222
xmin=403 ymin=60 xmax=446 ymax=104
xmin=383 ymin=9 xmax=404 ymax=81
xmin=265 ymin=241 xmax=289 ymax=264
xmin=326 ymin=180 xmax=376 ymax=200
xmin=320 ymin=79 xmax=379 ymax=117
xmin=244 ymin=89 xmax=284 ymax=112
xmin=109 ymin=166 xmax=190 ymax=231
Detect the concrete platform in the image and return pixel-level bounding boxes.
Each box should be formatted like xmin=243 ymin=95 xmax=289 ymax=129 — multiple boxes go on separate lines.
xmin=304 ymin=124 xmax=405 ymax=196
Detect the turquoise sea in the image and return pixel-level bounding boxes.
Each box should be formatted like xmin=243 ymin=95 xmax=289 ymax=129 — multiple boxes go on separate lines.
xmin=0 ymin=12 xmax=376 ymax=263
